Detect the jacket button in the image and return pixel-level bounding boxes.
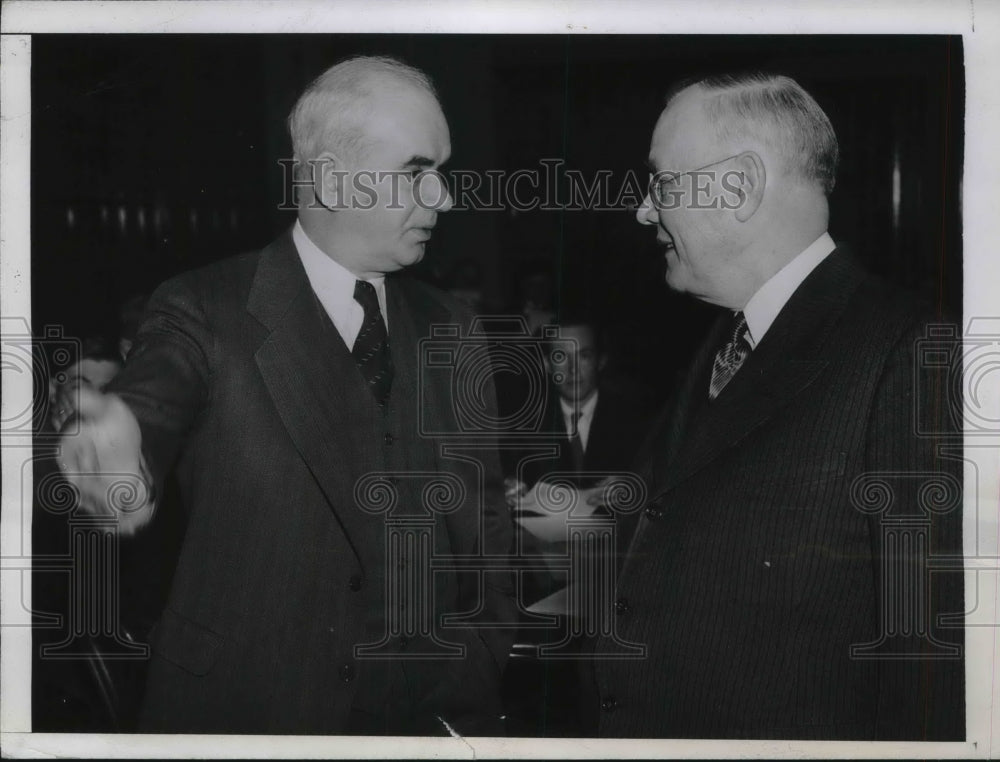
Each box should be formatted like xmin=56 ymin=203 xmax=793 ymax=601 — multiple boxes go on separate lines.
xmin=348 ymin=574 xmax=364 ymax=592
xmin=644 ymin=502 xmax=664 ymax=520
xmin=614 ymin=598 xmax=630 ymax=615
xmin=383 ymin=433 xmax=395 ymax=446
xmin=339 ymin=663 xmax=355 ymax=683
xmin=601 ymin=696 xmax=618 ymax=712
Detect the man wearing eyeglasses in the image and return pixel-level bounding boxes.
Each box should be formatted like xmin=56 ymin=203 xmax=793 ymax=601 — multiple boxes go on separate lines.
xmin=586 ymin=72 xmax=963 ymax=740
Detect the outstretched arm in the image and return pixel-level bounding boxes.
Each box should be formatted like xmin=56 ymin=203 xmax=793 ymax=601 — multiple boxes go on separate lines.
xmin=57 ymin=275 xmax=213 ymax=536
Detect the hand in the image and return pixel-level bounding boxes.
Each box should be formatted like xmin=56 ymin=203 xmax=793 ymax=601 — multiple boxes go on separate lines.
xmin=503 ymin=477 xmax=527 ymax=510
xmin=57 ymin=387 xmax=155 ymax=536
xmin=513 ymin=480 xmax=602 ymax=542
xmin=585 ymin=477 xmax=613 ymax=507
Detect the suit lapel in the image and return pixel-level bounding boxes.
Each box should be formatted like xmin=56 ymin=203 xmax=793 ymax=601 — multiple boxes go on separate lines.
xmin=384 ymin=278 xmax=470 ymax=558
xmin=651 ymin=248 xmax=865 ymax=499
xmin=634 ymin=319 xmax=724 ymax=491
xmin=383 ymin=275 xmax=452 ymax=424
xmin=248 ymin=230 xmax=382 ymax=572
xmin=385 ymin=277 xmax=424 ymax=410
xmin=622 ymin=249 xmax=864 ymax=566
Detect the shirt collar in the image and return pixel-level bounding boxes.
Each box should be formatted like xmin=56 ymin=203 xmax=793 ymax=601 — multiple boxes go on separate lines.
xmin=292 ymin=219 xmax=386 ymax=321
xmin=742 ymin=232 xmax=835 ymax=348
xmin=560 ymin=390 xmax=599 ymax=422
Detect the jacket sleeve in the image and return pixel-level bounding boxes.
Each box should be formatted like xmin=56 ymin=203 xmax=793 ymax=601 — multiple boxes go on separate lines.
xmin=106 ymin=275 xmax=212 ymax=499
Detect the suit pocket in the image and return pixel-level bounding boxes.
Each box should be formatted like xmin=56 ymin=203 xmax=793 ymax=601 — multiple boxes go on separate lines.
xmin=149 ymin=607 xmax=224 ymax=676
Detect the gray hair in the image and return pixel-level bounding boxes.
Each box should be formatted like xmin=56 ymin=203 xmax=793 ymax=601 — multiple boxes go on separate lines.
xmin=287 ymin=55 xmax=438 ymax=173
xmin=670 ymin=72 xmax=839 ymax=195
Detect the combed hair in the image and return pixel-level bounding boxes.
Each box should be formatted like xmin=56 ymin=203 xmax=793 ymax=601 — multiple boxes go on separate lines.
xmin=286 ymin=55 xmax=438 ymax=175
xmin=668 ymin=72 xmax=839 ymax=195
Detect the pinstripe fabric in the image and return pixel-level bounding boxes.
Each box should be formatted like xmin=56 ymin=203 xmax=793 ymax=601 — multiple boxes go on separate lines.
xmin=109 ymin=230 xmax=516 ymax=734
xmin=589 ymin=249 xmax=964 ymax=740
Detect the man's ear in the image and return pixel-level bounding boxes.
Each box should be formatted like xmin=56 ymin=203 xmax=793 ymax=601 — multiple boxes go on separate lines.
xmin=729 ymin=151 xmax=766 ymax=223
xmin=313 ymin=151 xmax=346 ymax=210
xmin=598 ymin=353 xmax=609 ymax=373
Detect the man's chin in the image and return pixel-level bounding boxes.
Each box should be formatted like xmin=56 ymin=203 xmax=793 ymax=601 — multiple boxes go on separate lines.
xmin=395 ymin=242 xmax=426 ymax=268
xmin=663 ymin=269 xmax=685 ymax=292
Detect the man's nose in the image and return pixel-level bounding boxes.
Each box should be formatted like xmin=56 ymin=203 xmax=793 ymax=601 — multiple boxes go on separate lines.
xmin=420 ymin=171 xmax=452 ymax=213
xmin=439 ymin=182 xmax=454 ymax=213
xmin=636 ymin=192 xmax=657 ymax=225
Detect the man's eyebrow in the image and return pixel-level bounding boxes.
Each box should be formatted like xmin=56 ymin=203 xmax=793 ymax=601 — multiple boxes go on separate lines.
xmin=403 ymin=155 xmax=437 ymax=169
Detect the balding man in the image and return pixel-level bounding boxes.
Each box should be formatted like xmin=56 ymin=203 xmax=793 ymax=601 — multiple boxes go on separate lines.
xmin=587 ymin=73 xmax=963 ymax=740
xmin=58 ymin=56 xmax=515 ymax=735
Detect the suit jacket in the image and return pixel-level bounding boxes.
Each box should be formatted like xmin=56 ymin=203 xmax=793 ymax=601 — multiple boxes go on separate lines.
xmin=108 ymin=229 xmax=516 ymax=735
xmin=511 ymin=382 xmax=655 ymax=608
xmin=518 ymin=381 xmax=655 ymax=489
xmin=590 ymin=249 xmax=964 ymax=740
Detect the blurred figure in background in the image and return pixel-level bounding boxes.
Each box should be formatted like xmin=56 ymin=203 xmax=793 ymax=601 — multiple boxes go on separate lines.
xmin=47 ymin=335 xmax=122 ymax=432
xmin=36 ymin=327 xmax=185 ymax=732
xmin=515 ymin=265 xmax=556 ymax=336
xmin=502 ymin=315 xmax=654 ymax=737
xmin=35 ymin=334 xmax=130 ymax=730
xmin=515 ymin=317 xmax=653 ymax=492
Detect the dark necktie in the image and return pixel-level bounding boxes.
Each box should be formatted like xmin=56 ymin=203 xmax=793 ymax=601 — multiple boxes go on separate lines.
xmin=708 ymin=311 xmax=751 ymax=400
xmin=352 ymin=280 xmax=393 ymax=406
xmin=567 ymin=410 xmax=585 ymax=471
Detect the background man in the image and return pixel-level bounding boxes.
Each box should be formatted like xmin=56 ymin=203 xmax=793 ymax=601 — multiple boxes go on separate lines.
xmin=538 ymin=318 xmax=651 ymax=484
xmin=502 ymin=316 xmax=653 ymax=736
xmin=58 ymin=56 xmax=515 ymax=735
xmin=588 ymin=72 xmax=964 ymax=740
xmin=47 ymin=336 xmax=122 ymax=433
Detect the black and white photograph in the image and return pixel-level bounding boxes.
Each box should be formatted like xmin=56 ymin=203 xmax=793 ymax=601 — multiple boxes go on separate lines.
xmin=1 ymin=1 xmax=997 ymax=758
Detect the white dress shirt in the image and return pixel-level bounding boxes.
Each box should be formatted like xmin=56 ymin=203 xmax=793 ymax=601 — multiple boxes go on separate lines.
xmin=292 ymin=220 xmax=388 ymax=350
xmin=742 ymin=232 xmax=836 ymax=348
xmin=560 ymin=391 xmax=599 ymax=451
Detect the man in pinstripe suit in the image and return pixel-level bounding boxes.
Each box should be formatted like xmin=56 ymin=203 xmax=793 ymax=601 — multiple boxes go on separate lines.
xmin=587 ymin=72 xmax=964 ymax=740
xmin=56 ymin=56 xmax=515 ymax=735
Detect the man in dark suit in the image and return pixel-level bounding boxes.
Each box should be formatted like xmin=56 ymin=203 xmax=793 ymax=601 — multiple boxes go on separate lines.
xmin=502 ymin=318 xmax=653 ymax=736
xmin=509 ymin=317 xmax=653 ymax=608
xmin=57 ymin=56 xmax=515 ymax=735
xmin=516 ymin=319 xmax=653 ymax=491
xmin=588 ymin=72 xmax=964 ymax=740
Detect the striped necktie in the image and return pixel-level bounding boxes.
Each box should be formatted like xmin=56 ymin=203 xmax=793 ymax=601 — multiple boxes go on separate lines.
xmin=352 ymin=280 xmax=393 ymax=406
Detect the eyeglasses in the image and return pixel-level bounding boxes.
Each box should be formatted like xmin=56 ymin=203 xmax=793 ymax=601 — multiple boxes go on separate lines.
xmin=648 ymin=153 xmax=743 ymax=207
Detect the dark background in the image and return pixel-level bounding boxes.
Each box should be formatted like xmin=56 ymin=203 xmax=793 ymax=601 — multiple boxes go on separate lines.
xmin=31 ymin=34 xmax=963 ymax=396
